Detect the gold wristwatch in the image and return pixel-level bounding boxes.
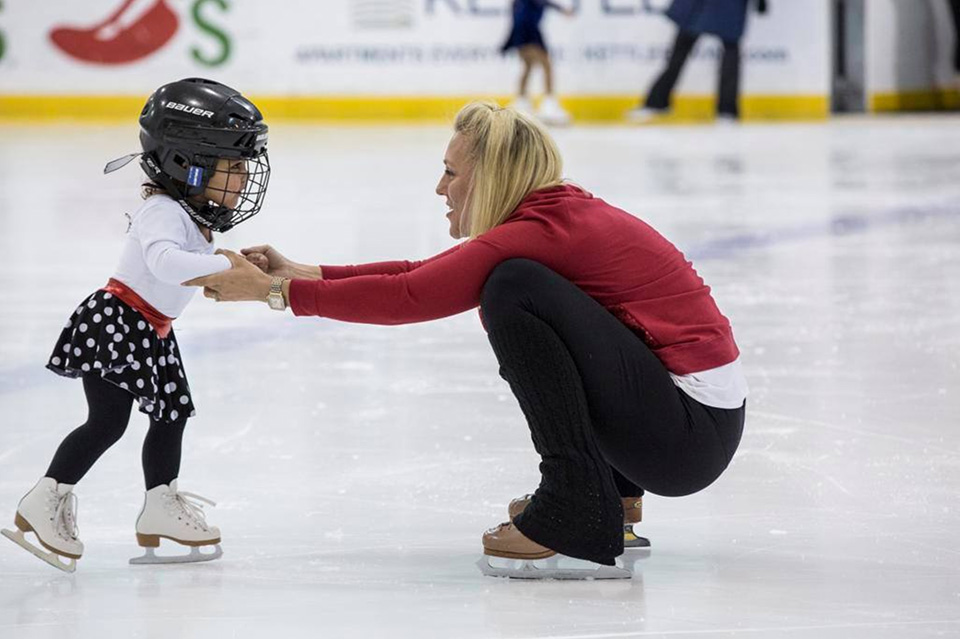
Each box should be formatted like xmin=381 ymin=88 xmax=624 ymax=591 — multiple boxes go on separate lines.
xmin=267 ymin=277 xmax=288 ymax=311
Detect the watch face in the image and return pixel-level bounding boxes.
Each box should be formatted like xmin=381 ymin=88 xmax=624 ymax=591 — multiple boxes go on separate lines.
xmin=268 ymin=294 xmax=285 ymax=310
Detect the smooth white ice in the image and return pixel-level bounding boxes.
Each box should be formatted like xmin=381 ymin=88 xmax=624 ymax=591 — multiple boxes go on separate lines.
xmin=1 ymin=116 xmax=959 ymax=638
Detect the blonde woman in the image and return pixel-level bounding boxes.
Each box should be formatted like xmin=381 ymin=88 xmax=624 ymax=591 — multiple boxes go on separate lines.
xmin=187 ymin=102 xmax=747 ymax=580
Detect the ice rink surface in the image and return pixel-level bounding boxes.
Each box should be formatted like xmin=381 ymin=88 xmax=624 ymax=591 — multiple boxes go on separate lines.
xmin=1 ymin=115 xmax=959 ymax=638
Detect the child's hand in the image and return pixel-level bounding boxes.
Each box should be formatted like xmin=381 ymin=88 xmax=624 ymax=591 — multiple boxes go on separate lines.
xmin=240 ymin=244 xmax=323 ymax=280
xmin=241 ymin=244 xmax=291 ymax=277
xmin=244 ymin=251 xmax=270 ymax=272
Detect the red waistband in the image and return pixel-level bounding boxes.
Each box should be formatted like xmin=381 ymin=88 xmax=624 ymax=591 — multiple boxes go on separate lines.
xmin=102 ymin=279 xmax=174 ymax=338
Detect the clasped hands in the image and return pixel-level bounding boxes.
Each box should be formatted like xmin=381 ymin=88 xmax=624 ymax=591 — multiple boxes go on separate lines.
xmin=183 ymin=245 xmax=321 ymax=303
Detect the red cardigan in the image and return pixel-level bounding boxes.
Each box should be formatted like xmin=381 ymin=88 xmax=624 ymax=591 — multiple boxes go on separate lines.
xmin=290 ymin=184 xmax=739 ymax=375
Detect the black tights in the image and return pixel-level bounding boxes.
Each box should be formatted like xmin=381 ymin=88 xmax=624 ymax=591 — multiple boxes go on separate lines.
xmin=45 ymin=374 xmax=187 ymax=489
xmin=481 ymin=260 xmax=744 ymax=565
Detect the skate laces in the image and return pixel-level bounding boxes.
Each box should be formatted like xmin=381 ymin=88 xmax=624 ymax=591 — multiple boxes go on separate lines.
xmin=53 ymin=491 xmax=80 ymax=542
xmin=486 ymin=521 xmax=512 ymax=534
xmin=165 ymin=490 xmax=216 ymax=529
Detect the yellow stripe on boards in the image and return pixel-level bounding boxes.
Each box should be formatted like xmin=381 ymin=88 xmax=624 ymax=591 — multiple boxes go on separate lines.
xmin=0 ymin=94 xmax=830 ymax=123
xmin=870 ymin=90 xmax=960 ymax=112
xmin=563 ymin=95 xmax=830 ymax=122
xmin=741 ymin=95 xmax=830 ymax=121
xmin=253 ymin=96 xmax=476 ymax=122
xmin=0 ymin=95 xmax=146 ymax=121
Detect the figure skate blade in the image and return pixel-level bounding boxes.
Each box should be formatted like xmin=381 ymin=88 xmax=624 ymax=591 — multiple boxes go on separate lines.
xmin=2 ymin=528 xmax=77 ymax=573
xmin=476 ymin=554 xmax=632 ymax=580
xmin=129 ymin=543 xmax=222 ymax=565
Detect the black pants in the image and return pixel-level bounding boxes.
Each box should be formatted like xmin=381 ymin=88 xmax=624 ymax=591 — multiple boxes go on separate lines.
xmin=644 ymin=29 xmax=741 ymax=118
xmin=45 ymin=374 xmax=187 ymax=489
xmin=951 ymin=0 xmax=960 ymax=71
xmin=481 ymin=260 xmax=744 ymax=565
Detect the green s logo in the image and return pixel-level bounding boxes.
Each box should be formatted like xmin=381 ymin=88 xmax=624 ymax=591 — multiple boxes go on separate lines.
xmin=0 ymin=1 xmax=6 ymax=63
xmin=192 ymin=0 xmax=231 ymax=67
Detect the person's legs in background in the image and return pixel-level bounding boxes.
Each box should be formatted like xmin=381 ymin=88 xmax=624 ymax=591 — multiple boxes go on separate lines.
xmin=949 ymin=0 xmax=960 ymax=74
xmin=628 ymin=29 xmax=700 ymax=122
xmin=717 ymin=38 xmax=742 ymax=120
xmin=513 ymin=44 xmax=539 ymax=114
xmin=523 ymin=44 xmax=570 ymax=125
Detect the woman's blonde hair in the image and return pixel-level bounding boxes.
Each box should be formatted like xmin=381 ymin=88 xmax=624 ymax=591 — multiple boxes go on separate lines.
xmin=454 ymin=101 xmax=564 ymax=238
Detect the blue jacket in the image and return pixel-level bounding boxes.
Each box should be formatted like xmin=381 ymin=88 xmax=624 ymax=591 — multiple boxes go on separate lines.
xmin=512 ymin=0 xmax=562 ymax=27
xmin=666 ymin=0 xmax=751 ymax=43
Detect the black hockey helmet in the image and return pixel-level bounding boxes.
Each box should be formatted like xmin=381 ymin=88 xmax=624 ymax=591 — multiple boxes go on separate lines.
xmin=106 ymin=77 xmax=270 ymax=232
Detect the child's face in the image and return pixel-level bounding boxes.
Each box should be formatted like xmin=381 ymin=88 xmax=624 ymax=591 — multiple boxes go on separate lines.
xmin=204 ymin=157 xmax=249 ymax=210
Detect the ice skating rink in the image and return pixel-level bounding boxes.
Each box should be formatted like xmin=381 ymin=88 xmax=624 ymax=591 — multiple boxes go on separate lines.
xmin=1 ymin=116 xmax=959 ymax=638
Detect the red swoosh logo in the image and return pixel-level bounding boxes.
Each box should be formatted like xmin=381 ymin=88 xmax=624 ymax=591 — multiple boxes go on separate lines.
xmin=49 ymin=0 xmax=179 ymax=65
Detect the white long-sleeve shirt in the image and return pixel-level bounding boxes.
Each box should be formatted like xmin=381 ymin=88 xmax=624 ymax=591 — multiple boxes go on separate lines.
xmin=112 ymin=195 xmax=230 ymax=318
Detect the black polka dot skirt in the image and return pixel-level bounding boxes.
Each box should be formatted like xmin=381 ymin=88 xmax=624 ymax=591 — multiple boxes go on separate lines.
xmin=47 ymin=289 xmax=196 ymax=424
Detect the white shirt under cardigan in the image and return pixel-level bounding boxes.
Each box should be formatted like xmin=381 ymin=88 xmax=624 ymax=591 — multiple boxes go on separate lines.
xmin=670 ymin=358 xmax=747 ymax=410
xmin=112 ymin=195 xmax=231 ymax=318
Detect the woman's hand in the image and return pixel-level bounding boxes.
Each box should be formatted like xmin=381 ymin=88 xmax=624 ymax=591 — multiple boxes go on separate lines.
xmin=182 ymin=249 xmax=273 ymax=303
xmin=241 ymin=244 xmax=323 ymax=280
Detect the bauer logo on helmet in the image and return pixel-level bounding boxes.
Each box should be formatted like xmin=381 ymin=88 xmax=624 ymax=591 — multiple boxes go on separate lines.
xmin=164 ymin=102 xmax=215 ymax=118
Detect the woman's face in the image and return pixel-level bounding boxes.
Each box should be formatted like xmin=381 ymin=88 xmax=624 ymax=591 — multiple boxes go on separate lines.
xmin=204 ymin=157 xmax=248 ymax=210
xmin=436 ymin=133 xmax=474 ymax=240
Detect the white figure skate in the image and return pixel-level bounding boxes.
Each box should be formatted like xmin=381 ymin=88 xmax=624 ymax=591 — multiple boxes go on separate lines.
xmin=715 ymin=113 xmax=739 ymax=126
xmin=477 ymin=521 xmax=632 ymax=580
xmin=2 ymin=477 xmax=83 ymax=573
xmin=536 ymin=95 xmax=572 ymax=126
xmin=510 ymin=96 xmax=534 ymax=115
xmin=625 ymin=106 xmax=666 ymax=124
xmin=129 ymin=480 xmax=222 ymax=565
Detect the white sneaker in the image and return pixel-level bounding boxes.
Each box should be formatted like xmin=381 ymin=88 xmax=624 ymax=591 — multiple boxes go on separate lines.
xmin=135 ymin=480 xmax=220 ymax=548
xmin=625 ymin=107 xmax=665 ymax=124
xmin=510 ymin=96 xmax=534 ymax=115
xmin=3 ymin=477 xmax=83 ymax=566
xmin=537 ymin=96 xmax=571 ymax=126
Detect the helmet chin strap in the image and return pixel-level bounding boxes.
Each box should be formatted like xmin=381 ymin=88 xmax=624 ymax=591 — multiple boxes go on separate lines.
xmin=189 ymin=201 xmax=235 ymax=233
xmin=130 ymin=153 xmax=231 ymax=232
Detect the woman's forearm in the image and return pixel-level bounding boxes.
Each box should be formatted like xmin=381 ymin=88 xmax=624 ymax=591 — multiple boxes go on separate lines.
xmin=289 ymin=262 xmax=323 ymax=280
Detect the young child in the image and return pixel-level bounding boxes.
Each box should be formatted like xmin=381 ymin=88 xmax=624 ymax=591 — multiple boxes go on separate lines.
xmin=500 ymin=0 xmax=574 ymax=126
xmin=1 ymin=77 xmax=270 ymax=572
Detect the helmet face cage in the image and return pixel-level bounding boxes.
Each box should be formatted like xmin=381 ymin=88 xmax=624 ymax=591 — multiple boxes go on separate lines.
xmin=193 ymin=151 xmax=271 ymax=232
xmin=140 ymin=147 xmax=271 ymax=233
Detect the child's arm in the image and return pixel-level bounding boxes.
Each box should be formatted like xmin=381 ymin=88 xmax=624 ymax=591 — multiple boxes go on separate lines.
xmin=138 ymin=210 xmax=231 ymax=285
